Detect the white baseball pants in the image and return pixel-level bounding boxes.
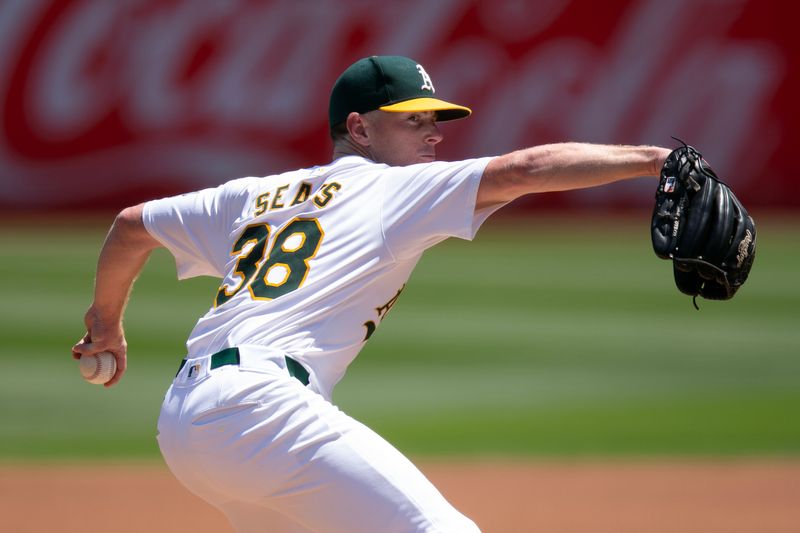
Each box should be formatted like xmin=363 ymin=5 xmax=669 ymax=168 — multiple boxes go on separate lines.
xmin=156 ymin=347 xmax=480 ymax=533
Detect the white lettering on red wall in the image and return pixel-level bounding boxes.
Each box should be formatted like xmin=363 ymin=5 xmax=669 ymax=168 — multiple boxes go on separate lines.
xmin=0 ymin=0 xmax=792 ymax=209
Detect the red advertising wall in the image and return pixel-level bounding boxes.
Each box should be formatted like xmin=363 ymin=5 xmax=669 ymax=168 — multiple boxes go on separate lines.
xmin=1 ymin=0 xmax=795 ymax=211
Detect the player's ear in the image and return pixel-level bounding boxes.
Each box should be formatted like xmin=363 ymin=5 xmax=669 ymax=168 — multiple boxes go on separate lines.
xmin=346 ymin=112 xmax=370 ymax=147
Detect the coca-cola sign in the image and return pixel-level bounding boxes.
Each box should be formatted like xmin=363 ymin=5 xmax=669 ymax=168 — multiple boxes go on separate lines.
xmin=1 ymin=0 xmax=794 ymax=209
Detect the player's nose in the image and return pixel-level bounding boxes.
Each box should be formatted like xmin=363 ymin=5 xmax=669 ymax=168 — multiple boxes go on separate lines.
xmin=424 ymin=122 xmax=443 ymax=145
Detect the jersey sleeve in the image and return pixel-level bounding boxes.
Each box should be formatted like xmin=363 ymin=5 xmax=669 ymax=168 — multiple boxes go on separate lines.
xmin=380 ymin=157 xmax=499 ymax=260
xmin=142 ymin=181 xmax=249 ymax=279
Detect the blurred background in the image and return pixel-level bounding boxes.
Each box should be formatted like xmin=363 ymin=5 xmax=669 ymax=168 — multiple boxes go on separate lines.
xmin=1 ymin=0 xmax=797 ymax=465
xmin=1 ymin=0 xmax=797 ymax=212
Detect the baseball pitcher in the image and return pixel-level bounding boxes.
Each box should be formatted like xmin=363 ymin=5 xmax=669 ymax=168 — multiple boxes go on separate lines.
xmin=73 ymin=55 xmax=752 ymax=532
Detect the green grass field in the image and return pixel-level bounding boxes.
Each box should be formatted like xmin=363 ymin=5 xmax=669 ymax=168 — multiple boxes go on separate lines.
xmin=1 ymin=213 xmax=798 ymax=461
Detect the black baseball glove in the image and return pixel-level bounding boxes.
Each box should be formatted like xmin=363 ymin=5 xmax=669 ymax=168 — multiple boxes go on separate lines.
xmin=651 ymin=141 xmax=756 ymax=308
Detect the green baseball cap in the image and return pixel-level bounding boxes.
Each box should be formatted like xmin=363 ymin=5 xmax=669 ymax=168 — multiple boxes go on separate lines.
xmin=328 ymin=55 xmax=472 ymax=128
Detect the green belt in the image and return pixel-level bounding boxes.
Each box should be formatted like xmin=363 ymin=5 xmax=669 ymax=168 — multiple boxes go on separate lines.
xmin=176 ymin=347 xmax=310 ymax=386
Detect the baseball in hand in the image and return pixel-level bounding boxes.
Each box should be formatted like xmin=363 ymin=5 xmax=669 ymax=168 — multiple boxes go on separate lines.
xmin=79 ymin=352 xmax=117 ymax=385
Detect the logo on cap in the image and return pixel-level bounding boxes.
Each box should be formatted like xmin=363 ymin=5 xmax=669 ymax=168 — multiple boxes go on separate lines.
xmin=416 ymin=64 xmax=435 ymax=93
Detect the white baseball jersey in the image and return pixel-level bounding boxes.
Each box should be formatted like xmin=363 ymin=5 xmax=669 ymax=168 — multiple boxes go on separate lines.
xmin=143 ymin=155 xmax=496 ymax=400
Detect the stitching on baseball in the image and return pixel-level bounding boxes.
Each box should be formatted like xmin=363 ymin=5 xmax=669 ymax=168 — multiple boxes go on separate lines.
xmin=89 ymin=355 xmax=101 ymax=380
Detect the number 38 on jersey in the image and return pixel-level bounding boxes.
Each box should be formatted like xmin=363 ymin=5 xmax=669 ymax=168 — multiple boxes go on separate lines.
xmin=215 ymin=218 xmax=324 ymax=307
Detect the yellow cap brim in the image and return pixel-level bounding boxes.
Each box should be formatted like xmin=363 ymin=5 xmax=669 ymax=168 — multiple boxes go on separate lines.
xmin=379 ymin=97 xmax=472 ymax=121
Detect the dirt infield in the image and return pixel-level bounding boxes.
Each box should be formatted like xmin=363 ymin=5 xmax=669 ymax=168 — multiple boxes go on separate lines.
xmin=2 ymin=459 xmax=798 ymax=533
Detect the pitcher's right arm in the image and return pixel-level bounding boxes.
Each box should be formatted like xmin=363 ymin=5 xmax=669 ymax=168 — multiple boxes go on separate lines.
xmin=72 ymin=204 xmax=163 ymax=387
